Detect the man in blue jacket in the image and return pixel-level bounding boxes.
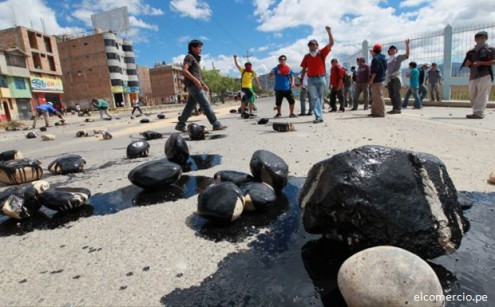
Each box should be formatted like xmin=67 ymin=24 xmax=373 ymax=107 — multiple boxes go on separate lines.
xmin=32 ymin=102 xmax=65 ymax=128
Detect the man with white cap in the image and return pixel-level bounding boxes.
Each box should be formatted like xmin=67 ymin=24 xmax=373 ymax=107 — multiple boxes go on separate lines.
xmin=463 ymin=30 xmax=495 ymax=119
xmin=32 ymin=101 xmax=65 ymax=129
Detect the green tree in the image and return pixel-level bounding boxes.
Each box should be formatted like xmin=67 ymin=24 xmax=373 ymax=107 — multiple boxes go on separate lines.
xmin=202 ymin=68 xmax=240 ymax=103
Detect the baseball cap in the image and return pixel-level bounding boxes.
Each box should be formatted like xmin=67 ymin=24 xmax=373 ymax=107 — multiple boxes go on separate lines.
xmin=475 ymin=31 xmax=488 ymax=38
xmin=308 ymin=39 xmax=318 ymax=46
xmin=372 ymin=43 xmax=382 ymax=52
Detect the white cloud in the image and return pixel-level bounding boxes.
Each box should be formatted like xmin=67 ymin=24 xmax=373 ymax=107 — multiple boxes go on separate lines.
xmin=170 ymin=0 xmax=212 ymax=20
xmin=129 ymin=16 xmax=158 ymax=31
xmin=400 ymin=0 xmax=430 ymax=8
xmin=0 ymin=0 xmax=83 ymax=35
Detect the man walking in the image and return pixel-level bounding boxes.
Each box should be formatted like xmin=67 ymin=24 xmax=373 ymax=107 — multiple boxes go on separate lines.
xmin=328 ymin=58 xmax=346 ymax=112
xmin=425 ymin=63 xmax=443 ymax=102
xmin=92 ymin=99 xmax=113 ymax=120
xmin=386 ymin=39 xmax=410 ymax=114
xmin=175 ymin=39 xmax=226 ymax=132
xmin=300 ymin=26 xmax=334 ymax=124
xmin=368 ymin=43 xmax=388 ymax=117
xmin=234 ymin=55 xmax=261 ymax=116
xmin=352 ymin=57 xmax=370 ymax=110
xmin=270 ymin=55 xmax=297 ymax=118
xmin=462 ymin=30 xmax=495 ymax=119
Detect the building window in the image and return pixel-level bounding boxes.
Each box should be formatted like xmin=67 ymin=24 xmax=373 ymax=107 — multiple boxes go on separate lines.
xmin=5 ymin=54 xmax=26 ymax=68
xmin=106 ymin=53 xmax=120 ymax=60
xmin=28 ymin=31 xmax=38 ymax=49
xmin=14 ymin=77 xmax=26 ymax=89
xmin=32 ymin=52 xmax=42 ymax=69
xmin=111 ymin=79 xmax=124 ymax=86
xmin=126 ymin=69 xmax=137 ymax=75
xmin=48 ymin=56 xmax=56 ymax=71
xmin=0 ymin=75 xmax=8 ymax=88
xmin=104 ymin=39 xmax=116 ymax=47
xmin=124 ymin=57 xmax=135 ymax=64
xmin=128 ymin=81 xmax=139 ymax=87
xmin=44 ymin=37 xmax=53 ymax=52
xmin=108 ymin=66 xmax=122 ymax=73
xmin=122 ymin=45 xmax=133 ymax=52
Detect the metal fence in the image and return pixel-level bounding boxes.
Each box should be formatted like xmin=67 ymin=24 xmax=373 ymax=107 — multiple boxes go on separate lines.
xmin=342 ymin=24 xmax=495 ymax=101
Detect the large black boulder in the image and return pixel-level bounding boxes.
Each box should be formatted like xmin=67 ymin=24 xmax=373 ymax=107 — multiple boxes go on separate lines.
xmin=213 ymin=170 xmax=253 ymax=186
xmin=128 ymin=159 xmax=182 ymax=190
xmin=240 ymin=182 xmax=277 ymax=212
xmin=39 ymin=187 xmax=91 ymax=212
xmin=141 ymin=130 xmax=162 ymax=140
xmin=0 ymin=158 xmax=43 ymax=185
xmin=249 ymin=150 xmax=288 ymax=191
xmin=0 ymin=180 xmax=49 ymax=219
xmin=0 ymin=150 xmax=23 ymax=161
xmin=299 ymin=145 xmax=470 ymax=259
xmin=187 ymin=123 xmax=207 ymax=140
xmin=127 ymin=140 xmax=150 ymax=159
xmin=164 ymin=133 xmax=189 ymax=165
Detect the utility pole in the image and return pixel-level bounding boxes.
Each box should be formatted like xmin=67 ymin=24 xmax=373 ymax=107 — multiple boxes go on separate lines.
xmin=244 ymin=51 xmax=253 ymax=62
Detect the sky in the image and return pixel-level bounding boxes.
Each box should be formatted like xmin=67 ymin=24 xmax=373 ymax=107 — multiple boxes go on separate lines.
xmin=0 ymin=0 xmax=495 ymax=77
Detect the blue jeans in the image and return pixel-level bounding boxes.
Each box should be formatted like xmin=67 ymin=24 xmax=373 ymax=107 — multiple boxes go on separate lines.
xmin=307 ymin=76 xmax=326 ymax=121
xmin=177 ymin=85 xmax=221 ymax=128
xmin=300 ymin=89 xmax=313 ymax=114
xmin=403 ymin=85 xmax=426 ymax=108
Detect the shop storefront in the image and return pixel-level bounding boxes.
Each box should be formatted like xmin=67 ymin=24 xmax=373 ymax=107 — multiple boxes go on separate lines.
xmin=30 ymin=75 xmax=64 ymax=109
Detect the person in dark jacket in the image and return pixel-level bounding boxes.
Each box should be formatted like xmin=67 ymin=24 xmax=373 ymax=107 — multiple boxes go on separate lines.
xmin=368 ymin=43 xmax=388 ymax=117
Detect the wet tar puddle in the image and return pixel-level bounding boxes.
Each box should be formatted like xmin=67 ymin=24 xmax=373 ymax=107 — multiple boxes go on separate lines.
xmin=161 ymin=184 xmax=495 ymax=307
xmin=182 ymin=154 xmax=222 ymax=172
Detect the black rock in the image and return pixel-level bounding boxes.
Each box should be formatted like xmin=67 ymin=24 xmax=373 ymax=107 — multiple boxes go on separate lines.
xmin=187 ymin=123 xmax=206 ymax=140
xmin=84 ymin=118 xmax=94 ymax=122
xmin=258 ymin=118 xmax=269 ymax=125
xmin=197 ymin=182 xmax=244 ymax=223
xmin=26 ymin=132 xmax=37 ymax=139
xmin=127 ymin=140 xmax=150 ymax=159
xmin=273 ymin=122 xmax=295 ymax=132
xmin=0 ymin=180 xmax=49 ymax=219
xmin=299 ymin=145 xmax=470 ymax=259
xmin=249 ymin=150 xmax=289 ymax=191
xmin=39 ymin=187 xmax=91 ymax=212
xmin=48 ymin=155 xmax=86 ymax=175
xmin=39 ymin=127 xmax=47 ymax=132
xmin=140 ymin=130 xmax=163 ymax=140
xmin=128 ymin=159 xmax=182 ymax=190
xmin=157 ymin=114 xmax=166 ymax=119
xmin=76 ymin=131 xmax=88 ymax=137
xmin=0 ymin=150 xmax=23 ymax=161
xmin=229 ymin=109 xmax=237 ymax=113
xmin=241 ymin=112 xmax=250 ymax=119
xmin=0 ymin=159 xmax=43 ymax=185
xmin=213 ymin=170 xmax=253 ymax=186
xmin=164 ymin=133 xmax=189 ymax=165
xmin=240 ymin=182 xmax=276 ymax=212
xmin=140 ymin=118 xmax=150 ymax=124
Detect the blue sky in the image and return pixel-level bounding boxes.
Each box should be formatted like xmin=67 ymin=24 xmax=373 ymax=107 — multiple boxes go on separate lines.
xmin=1 ymin=0 xmax=494 ymax=76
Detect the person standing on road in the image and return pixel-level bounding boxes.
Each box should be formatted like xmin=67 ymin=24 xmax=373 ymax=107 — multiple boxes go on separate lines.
xmin=386 ymin=39 xmax=410 ymax=114
xmin=368 ymin=43 xmax=388 ymax=117
xmin=353 ymin=57 xmax=370 ymax=110
xmin=175 ymin=39 xmax=226 ymax=132
xmin=234 ymin=55 xmax=261 ymax=116
xmin=462 ymin=30 xmax=495 ymax=119
xmin=425 ymin=62 xmax=443 ymax=102
xmin=298 ymin=74 xmax=313 ymax=116
xmin=270 ymin=55 xmax=297 ymax=118
xmin=131 ymin=98 xmax=144 ymax=117
xmin=32 ymin=102 xmax=65 ymax=129
xmin=300 ymin=26 xmax=334 ymax=124
xmin=92 ymin=99 xmax=113 ymax=120
xmin=328 ymin=58 xmax=346 ymax=112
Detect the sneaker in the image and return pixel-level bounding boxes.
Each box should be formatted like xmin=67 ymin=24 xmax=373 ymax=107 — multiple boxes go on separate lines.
xmin=213 ymin=125 xmax=227 ymax=131
xmin=289 ymin=113 xmax=298 ymax=118
xmin=466 ymin=114 xmax=484 ymax=119
xmin=306 ymin=112 xmax=313 ymax=116
xmin=274 ymin=113 xmax=281 ymax=118
xmin=351 ymin=107 xmax=357 ymax=111
xmin=339 ymin=108 xmax=345 ymax=112
xmin=297 ymin=113 xmax=305 ymax=116
xmin=329 ymin=109 xmax=337 ymax=113
xmin=175 ymin=125 xmax=186 ymax=132
xmin=313 ymin=119 xmax=324 ymax=124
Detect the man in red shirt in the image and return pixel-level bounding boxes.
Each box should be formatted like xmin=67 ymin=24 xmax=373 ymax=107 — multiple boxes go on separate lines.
xmin=329 ymin=58 xmax=345 ymax=112
xmin=300 ymin=26 xmax=334 ymax=124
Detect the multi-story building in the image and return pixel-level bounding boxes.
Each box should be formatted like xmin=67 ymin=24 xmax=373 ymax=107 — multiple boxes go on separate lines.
xmin=149 ymin=63 xmax=186 ymax=104
xmin=0 ymin=46 xmax=32 ymax=121
xmin=137 ymin=65 xmax=152 ymax=103
xmin=57 ymin=31 xmax=139 ymax=109
xmin=0 ymin=26 xmax=64 ymax=117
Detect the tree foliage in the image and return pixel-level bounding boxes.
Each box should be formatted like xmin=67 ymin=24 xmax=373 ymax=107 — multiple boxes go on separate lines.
xmin=202 ymin=68 xmax=240 ymax=102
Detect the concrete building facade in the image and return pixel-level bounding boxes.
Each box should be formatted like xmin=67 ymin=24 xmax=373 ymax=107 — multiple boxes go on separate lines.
xmin=149 ymin=64 xmax=186 ymax=104
xmin=0 ymin=26 xmax=64 ymax=120
xmin=57 ymin=31 xmax=139 ymax=109
xmin=137 ymin=65 xmax=152 ymax=103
